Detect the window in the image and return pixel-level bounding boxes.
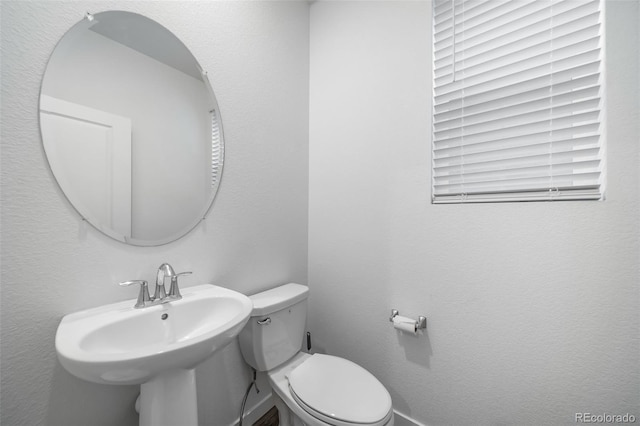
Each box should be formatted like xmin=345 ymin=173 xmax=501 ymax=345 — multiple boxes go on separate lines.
xmin=432 ymin=0 xmax=605 ymax=203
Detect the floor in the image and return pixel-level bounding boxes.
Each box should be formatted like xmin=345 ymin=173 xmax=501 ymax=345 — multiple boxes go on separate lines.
xmin=254 ymin=406 xmax=278 ymax=426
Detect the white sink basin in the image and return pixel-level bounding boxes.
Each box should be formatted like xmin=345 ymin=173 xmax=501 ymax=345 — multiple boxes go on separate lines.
xmin=56 ymin=284 xmax=252 ymax=385
xmin=55 ymin=284 xmax=253 ymax=426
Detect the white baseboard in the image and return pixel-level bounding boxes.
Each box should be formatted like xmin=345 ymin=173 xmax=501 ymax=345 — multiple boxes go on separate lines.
xmin=227 ymin=391 xmax=274 ymax=426
xmin=394 ymin=410 xmax=428 ymax=426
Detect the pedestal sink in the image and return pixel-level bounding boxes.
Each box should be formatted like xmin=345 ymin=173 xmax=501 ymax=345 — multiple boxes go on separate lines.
xmin=55 ymin=284 xmax=253 ymax=426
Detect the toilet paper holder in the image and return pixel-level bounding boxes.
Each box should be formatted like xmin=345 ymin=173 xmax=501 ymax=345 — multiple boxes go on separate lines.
xmin=389 ymin=309 xmax=427 ymax=331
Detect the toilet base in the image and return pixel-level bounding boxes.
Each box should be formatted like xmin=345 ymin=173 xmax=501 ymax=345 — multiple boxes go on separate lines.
xmin=273 ymin=393 xmax=314 ymax=426
xmin=273 ymin=394 xmax=292 ymax=426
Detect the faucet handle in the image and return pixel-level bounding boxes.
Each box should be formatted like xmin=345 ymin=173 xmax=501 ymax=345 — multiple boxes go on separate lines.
xmin=119 ymin=280 xmax=151 ymax=309
xmin=167 ymin=271 xmax=192 ymax=300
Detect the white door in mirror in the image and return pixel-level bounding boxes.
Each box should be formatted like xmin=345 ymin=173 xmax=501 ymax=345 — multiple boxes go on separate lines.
xmin=40 ymin=95 xmax=132 ymax=240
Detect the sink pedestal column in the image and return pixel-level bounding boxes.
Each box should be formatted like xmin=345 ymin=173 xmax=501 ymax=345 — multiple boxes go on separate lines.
xmin=139 ymin=368 xmax=197 ymax=426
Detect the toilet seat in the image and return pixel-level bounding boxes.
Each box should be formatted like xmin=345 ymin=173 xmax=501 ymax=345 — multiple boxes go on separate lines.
xmin=287 ymin=354 xmax=392 ymax=426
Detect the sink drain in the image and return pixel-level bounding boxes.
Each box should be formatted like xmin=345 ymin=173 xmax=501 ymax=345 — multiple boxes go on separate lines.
xmin=161 ymin=313 xmax=169 ymax=320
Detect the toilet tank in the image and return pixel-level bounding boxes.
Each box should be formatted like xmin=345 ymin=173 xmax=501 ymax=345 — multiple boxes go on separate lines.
xmin=239 ymin=283 xmax=309 ymax=371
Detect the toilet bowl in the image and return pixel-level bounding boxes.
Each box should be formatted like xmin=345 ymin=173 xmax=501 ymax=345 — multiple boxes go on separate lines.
xmin=239 ymin=283 xmax=394 ymax=426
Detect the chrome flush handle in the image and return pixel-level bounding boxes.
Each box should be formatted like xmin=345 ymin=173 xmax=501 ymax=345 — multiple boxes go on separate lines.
xmin=257 ymin=317 xmax=271 ymax=325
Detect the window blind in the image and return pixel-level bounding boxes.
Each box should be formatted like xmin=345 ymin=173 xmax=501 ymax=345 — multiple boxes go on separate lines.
xmin=211 ymin=109 xmax=223 ymax=188
xmin=432 ymin=0 xmax=605 ymax=203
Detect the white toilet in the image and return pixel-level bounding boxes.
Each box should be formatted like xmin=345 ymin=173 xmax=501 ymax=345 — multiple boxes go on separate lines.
xmin=239 ymin=283 xmax=394 ymax=426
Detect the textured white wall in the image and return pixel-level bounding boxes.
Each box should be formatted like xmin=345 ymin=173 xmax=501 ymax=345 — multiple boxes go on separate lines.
xmin=0 ymin=1 xmax=309 ymax=425
xmin=308 ymin=1 xmax=639 ymax=425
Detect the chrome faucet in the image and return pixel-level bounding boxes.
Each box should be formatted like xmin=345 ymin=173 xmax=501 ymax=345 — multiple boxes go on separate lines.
xmin=119 ymin=263 xmax=192 ymax=309
xmin=154 ymin=263 xmax=175 ymax=301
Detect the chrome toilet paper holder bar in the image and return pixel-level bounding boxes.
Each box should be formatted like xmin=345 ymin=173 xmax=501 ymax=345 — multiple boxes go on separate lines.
xmin=389 ymin=309 xmax=427 ymax=331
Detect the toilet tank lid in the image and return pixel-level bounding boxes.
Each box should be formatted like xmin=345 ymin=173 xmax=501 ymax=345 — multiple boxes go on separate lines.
xmin=249 ymin=283 xmax=309 ymax=316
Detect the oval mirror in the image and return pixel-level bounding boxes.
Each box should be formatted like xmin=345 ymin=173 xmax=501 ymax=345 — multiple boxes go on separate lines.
xmin=39 ymin=11 xmax=224 ymax=246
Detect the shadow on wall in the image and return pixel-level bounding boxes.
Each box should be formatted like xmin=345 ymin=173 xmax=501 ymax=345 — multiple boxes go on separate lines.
xmin=395 ymin=326 xmax=432 ymax=369
xmin=387 ymin=327 xmax=432 ymax=424
xmin=46 ymin=361 xmax=139 ymax=426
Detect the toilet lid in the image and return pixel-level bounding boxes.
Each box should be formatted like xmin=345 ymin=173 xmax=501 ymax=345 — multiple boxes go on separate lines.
xmin=287 ymin=354 xmax=392 ymax=424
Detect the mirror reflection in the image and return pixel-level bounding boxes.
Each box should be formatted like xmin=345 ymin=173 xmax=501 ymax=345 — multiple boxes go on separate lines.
xmin=39 ymin=11 xmax=223 ymax=246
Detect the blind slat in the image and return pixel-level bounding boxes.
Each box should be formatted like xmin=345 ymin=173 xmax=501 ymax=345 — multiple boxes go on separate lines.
xmin=435 ymin=74 xmax=599 ymax=120
xmin=443 ymin=28 xmax=600 ymax=83
xmin=449 ymin=0 xmax=599 ymax=52
xmin=434 ymin=189 xmax=602 ymax=203
xmin=434 ymin=146 xmax=601 ymax=172
xmin=434 ymin=124 xmax=600 ymax=155
xmin=435 ymin=48 xmax=601 ymax=98
xmin=434 ymin=110 xmax=601 ymax=147
xmin=451 ymin=15 xmax=600 ymax=72
xmin=435 ymin=61 xmax=600 ymax=107
xmin=435 ymin=92 xmax=600 ymax=131
xmin=435 ymin=159 xmax=601 ymax=183
xmin=434 ymin=171 xmax=601 ymax=192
